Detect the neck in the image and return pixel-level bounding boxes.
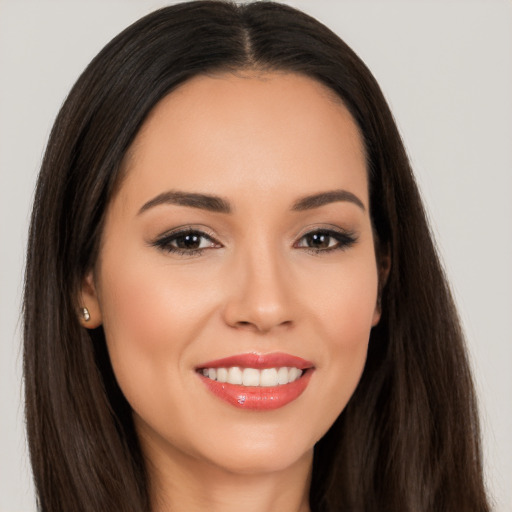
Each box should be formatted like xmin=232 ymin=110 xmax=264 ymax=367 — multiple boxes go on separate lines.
xmin=145 ymin=440 xmax=313 ymax=512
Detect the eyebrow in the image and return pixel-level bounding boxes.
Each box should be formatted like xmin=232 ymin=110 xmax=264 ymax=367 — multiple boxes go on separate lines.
xmin=138 ymin=190 xmax=231 ymax=215
xmin=292 ymin=189 xmax=365 ymax=212
xmin=138 ymin=188 xmax=365 ymax=215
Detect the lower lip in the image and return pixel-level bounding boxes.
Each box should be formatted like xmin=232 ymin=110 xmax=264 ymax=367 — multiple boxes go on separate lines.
xmin=198 ymin=370 xmax=313 ymax=410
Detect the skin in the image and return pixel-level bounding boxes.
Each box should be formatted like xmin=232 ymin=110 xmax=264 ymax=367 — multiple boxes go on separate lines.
xmin=82 ymin=72 xmax=382 ymax=512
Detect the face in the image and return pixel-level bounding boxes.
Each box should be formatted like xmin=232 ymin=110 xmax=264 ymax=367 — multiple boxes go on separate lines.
xmin=82 ymin=72 xmax=381 ymax=477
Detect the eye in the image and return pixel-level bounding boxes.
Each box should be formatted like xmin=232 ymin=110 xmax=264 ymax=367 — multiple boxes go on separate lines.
xmin=152 ymin=228 xmax=221 ymax=256
xmin=295 ymin=229 xmax=356 ymax=253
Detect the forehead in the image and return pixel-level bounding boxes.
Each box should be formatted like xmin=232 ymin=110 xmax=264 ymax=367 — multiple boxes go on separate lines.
xmin=119 ymin=71 xmax=368 ymax=209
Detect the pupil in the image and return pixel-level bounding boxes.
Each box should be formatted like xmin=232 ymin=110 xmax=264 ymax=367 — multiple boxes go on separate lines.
xmin=178 ymin=234 xmax=200 ymax=249
xmin=308 ymin=233 xmax=329 ymax=248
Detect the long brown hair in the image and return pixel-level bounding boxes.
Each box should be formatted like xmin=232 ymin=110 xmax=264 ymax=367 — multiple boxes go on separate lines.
xmin=23 ymin=2 xmax=490 ymax=511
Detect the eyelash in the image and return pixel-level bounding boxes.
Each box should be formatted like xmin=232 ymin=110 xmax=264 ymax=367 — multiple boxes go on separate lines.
xmin=152 ymin=228 xmax=220 ymax=256
xmin=152 ymin=227 xmax=357 ymax=257
xmin=295 ymin=228 xmax=357 ymax=254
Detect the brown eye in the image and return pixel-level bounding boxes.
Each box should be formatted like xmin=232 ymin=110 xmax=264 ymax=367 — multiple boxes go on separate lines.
xmin=296 ymin=229 xmax=357 ymax=253
xmin=153 ymin=229 xmax=220 ymax=255
xmin=174 ymin=233 xmax=202 ymax=249
xmin=303 ymin=232 xmax=332 ymax=249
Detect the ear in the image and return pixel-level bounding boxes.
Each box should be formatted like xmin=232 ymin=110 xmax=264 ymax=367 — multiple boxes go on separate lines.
xmin=79 ymin=271 xmax=103 ymax=328
xmin=372 ymin=249 xmax=391 ymax=327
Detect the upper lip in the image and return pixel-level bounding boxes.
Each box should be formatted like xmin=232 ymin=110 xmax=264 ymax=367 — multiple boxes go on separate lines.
xmin=196 ymin=352 xmax=314 ymax=370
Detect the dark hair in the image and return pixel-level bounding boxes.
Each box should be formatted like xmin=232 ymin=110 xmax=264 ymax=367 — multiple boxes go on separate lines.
xmin=24 ymin=2 xmax=490 ymax=511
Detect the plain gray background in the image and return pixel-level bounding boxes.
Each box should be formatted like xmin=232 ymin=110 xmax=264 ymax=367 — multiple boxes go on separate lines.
xmin=1 ymin=1 xmax=511 ymax=511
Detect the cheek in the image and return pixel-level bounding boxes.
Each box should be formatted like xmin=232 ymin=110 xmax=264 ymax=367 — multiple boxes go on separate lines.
xmin=308 ymin=249 xmax=379 ymax=342
xmin=96 ymin=252 xmax=217 ymax=409
xmin=100 ymin=251 xmax=216 ymax=341
xmin=304 ymin=252 xmax=378 ymax=419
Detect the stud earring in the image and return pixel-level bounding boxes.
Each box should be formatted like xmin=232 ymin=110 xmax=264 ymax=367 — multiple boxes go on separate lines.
xmin=81 ymin=307 xmax=91 ymax=322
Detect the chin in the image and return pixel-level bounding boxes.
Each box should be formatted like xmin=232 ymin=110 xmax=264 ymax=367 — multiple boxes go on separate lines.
xmin=192 ymin=424 xmax=317 ymax=476
xmin=209 ymin=445 xmax=313 ymax=476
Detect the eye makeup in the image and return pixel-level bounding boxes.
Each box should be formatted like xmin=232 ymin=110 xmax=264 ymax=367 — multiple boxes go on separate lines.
xmin=150 ymin=224 xmax=357 ymax=257
xmin=151 ymin=227 xmax=222 ymax=256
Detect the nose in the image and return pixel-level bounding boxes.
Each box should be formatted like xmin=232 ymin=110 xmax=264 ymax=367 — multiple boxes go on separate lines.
xmin=222 ymin=246 xmax=295 ymax=334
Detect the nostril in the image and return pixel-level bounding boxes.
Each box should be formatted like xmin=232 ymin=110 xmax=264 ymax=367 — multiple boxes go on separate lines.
xmin=235 ymin=321 xmax=256 ymax=330
xmin=233 ymin=319 xmax=293 ymax=333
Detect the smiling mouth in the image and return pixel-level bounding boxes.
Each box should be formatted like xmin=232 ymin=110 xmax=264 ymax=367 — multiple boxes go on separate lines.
xmin=196 ymin=353 xmax=314 ymax=410
xmin=198 ymin=366 xmax=304 ymax=387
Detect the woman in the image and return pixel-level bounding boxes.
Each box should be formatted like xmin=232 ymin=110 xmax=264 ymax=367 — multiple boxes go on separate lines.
xmin=23 ymin=2 xmax=490 ymax=511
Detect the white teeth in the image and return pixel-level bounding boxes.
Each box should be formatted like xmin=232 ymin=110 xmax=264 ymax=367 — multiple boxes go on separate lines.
xmin=227 ymin=366 xmax=243 ymax=385
xmin=260 ymin=368 xmax=278 ymax=387
xmin=242 ymin=368 xmax=260 ymax=386
xmin=276 ymin=366 xmax=289 ymax=385
xmin=289 ymin=367 xmax=301 ymax=381
xmin=216 ymin=367 xmax=228 ymax=383
xmin=200 ymin=366 xmax=304 ymax=386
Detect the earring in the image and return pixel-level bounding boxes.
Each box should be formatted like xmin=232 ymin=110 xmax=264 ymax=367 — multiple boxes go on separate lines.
xmin=81 ymin=307 xmax=91 ymax=322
